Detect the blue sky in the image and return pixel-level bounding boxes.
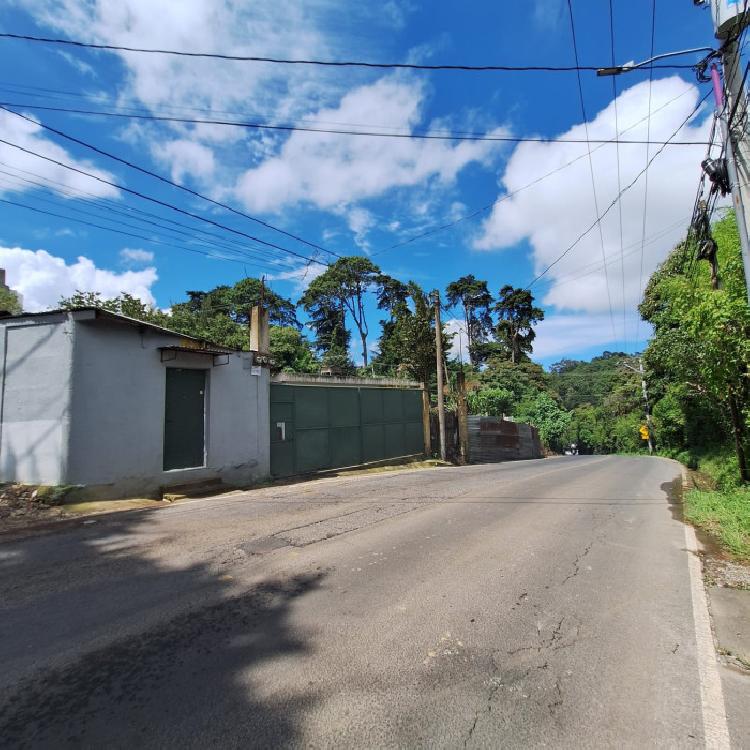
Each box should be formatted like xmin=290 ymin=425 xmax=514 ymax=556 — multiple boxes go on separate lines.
xmin=0 ymin=0 xmax=723 ymax=366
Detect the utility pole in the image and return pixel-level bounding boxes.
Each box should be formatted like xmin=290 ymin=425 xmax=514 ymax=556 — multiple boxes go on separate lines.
xmin=433 ymin=290 xmax=447 ymax=462
xmin=639 ymin=358 xmax=655 ymax=456
xmin=622 ymin=358 xmax=655 ymax=455
xmin=707 ymin=0 xmax=750 ymax=302
xmin=598 ymin=4 xmax=750 ymax=300
xmin=455 ymin=370 xmax=470 ymax=465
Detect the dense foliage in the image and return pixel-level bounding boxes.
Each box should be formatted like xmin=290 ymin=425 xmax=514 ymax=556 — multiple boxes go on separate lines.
xmin=445 ymin=275 xmax=493 ymax=366
xmin=640 ymin=211 xmax=750 ymax=483
xmin=54 ymin=215 xmax=748 ymax=481
xmin=0 ymin=285 xmax=22 ymax=315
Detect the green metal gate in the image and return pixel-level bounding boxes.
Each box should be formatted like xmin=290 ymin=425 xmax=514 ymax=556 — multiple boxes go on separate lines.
xmin=270 ymin=383 xmax=424 ymax=478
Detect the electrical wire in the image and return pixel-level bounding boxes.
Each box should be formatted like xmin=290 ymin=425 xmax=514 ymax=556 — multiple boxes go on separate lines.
xmin=526 ymin=90 xmax=711 ymax=289
xmin=567 ymin=0 xmax=616 ymax=339
xmin=0 ymin=159 xmax=299 ymax=264
xmin=0 ymin=32 xmax=707 ymax=72
xmin=609 ymin=0 xmax=628 ymax=352
xmin=0 ymin=171 xmax=292 ymax=267
xmin=0 ymin=80 xmax=469 ymax=133
xmin=371 ymin=83 xmax=700 ymax=257
xmin=0 ymin=101 xmax=711 ymax=146
xmin=634 ymin=0 xmax=658 ymax=348
xmin=549 ymin=215 xmax=691 ymax=288
xmin=683 ymin=115 xmax=720 ymax=278
xmin=0 ymin=107 xmax=341 ymax=260
xmin=0 ymin=196 xmax=278 ymax=272
xmin=0 ymin=133 xmax=328 ymax=267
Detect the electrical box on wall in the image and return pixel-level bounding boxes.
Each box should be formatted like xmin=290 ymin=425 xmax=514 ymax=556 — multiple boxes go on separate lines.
xmin=712 ymin=0 xmax=749 ymax=39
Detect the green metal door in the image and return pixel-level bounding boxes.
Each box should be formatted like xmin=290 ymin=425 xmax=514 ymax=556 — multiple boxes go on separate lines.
xmin=270 ymin=384 xmax=424 ymax=478
xmin=164 ymin=368 xmax=206 ymax=470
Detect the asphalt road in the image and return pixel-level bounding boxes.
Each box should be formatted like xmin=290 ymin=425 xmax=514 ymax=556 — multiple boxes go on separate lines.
xmin=0 ymin=456 xmax=738 ymax=747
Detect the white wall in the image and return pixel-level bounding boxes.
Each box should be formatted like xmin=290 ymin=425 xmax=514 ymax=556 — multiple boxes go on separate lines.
xmin=66 ymin=317 xmax=270 ymax=498
xmin=0 ymin=315 xmax=72 ymax=485
xmin=0 ymin=311 xmax=270 ymax=497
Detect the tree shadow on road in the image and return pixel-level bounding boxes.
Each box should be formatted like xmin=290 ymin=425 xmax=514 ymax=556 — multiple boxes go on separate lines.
xmin=0 ymin=510 xmax=324 ymax=748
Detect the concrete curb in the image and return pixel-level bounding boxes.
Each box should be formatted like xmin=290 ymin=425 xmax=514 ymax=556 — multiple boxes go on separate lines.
xmin=678 ymin=463 xmax=750 ymax=676
xmin=678 ymin=463 xmax=731 ymax=747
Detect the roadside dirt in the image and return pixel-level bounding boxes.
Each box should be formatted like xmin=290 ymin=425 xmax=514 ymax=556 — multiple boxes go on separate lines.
xmin=0 ymin=460 xmax=451 ymax=537
xmin=0 ymin=485 xmax=72 ymax=532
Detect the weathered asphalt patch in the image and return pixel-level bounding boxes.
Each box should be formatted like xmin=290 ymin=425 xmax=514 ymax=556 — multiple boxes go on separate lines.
xmin=241 ymin=536 xmax=290 ymax=555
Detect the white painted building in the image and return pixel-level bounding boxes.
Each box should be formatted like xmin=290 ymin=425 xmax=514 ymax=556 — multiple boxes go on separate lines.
xmin=0 ymin=308 xmax=270 ymax=499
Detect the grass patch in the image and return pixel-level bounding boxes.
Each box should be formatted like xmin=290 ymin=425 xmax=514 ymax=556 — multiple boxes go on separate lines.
xmin=684 ymin=486 xmax=750 ymax=560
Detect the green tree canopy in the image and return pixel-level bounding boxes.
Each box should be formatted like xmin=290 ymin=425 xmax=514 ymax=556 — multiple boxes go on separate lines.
xmin=516 ymin=392 xmax=571 ymax=453
xmin=269 ymin=326 xmax=319 ymax=373
xmin=59 ymin=291 xmax=167 ymax=326
xmin=445 ymin=275 xmax=493 ymax=366
xmin=493 ymin=285 xmax=544 ymax=364
xmin=300 ymin=256 xmax=384 ymax=367
xmin=640 ymin=212 xmax=750 ymax=481
xmin=0 ymin=285 xmax=22 ymax=315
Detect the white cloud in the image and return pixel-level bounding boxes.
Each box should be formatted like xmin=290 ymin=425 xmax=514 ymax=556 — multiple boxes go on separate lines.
xmin=56 ymin=49 xmax=97 ymax=77
xmin=18 ymin=1 xmax=336 ymax=112
xmin=346 ymin=207 xmax=376 ymax=252
xmin=235 ymin=76 xmax=508 ymax=213
xmin=0 ymin=110 xmax=119 ymax=199
xmin=532 ymin=313 xmax=648 ymax=360
xmin=475 ymin=77 xmax=709 ymax=328
xmin=533 ymin=0 xmax=565 ymax=29
xmin=266 ymin=259 xmax=328 ymax=294
xmin=444 ymin=318 xmax=470 ymax=363
xmin=0 ymin=246 xmax=157 ymax=311
xmin=120 ymin=248 xmax=155 ymax=265
xmin=15 ymin=0 xmax=405 ymax=179
xmin=151 ymin=139 xmax=215 ymax=184
xmin=381 ymin=0 xmax=415 ymax=30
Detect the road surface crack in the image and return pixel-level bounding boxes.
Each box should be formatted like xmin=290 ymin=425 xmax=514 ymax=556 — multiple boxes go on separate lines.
xmin=463 ymin=676 xmax=503 ymax=748
xmin=548 ymin=679 xmax=564 ymax=716
xmin=560 ymin=542 xmax=593 ymax=585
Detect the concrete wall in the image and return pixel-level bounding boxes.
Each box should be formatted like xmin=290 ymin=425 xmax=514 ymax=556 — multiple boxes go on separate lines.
xmin=66 ymin=317 xmax=269 ymax=498
xmin=0 ymin=311 xmax=271 ymax=498
xmin=0 ymin=314 xmax=72 ymax=485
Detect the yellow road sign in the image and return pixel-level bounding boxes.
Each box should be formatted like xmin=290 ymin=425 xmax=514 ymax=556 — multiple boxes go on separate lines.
xmin=639 ymin=425 xmax=650 ymax=440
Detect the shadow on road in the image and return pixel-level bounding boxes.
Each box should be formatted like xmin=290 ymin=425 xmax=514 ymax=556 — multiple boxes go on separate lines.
xmin=0 ymin=509 xmax=324 ymax=747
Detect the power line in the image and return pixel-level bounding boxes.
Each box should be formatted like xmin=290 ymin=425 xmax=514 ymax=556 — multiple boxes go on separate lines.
xmin=0 ymin=106 xmax=341 ymax=260
xmin=549 ymin=215 xmax=691 ymax=288
xmin=609 ymin=0 xmax=628 ymax=352
xmin=371 ymin=85 xmax=699 ymax=257
xmin=0 ymin=132 xmax=328 ymax=267
xmin=634 ymin=0 xmax=658 ymax=348
xmin=0 ymin=101 xmax=712 ymax=146
xmin=0 ymin=159 xmax=298 ymax=264
xmin=0 ymin=171 xmax=288 ymax=267
xmin=0 ymin=80 xmax=460 ymax=132
xmin=0 ymin=173 xmax=297 ymax=269
xmin=0 ymin=32 xmax=706 ymax=72
xmin=0 ymin=196 xmax=276 ymax=272
xmin=567 ymin=0 xmax=616 ymax=339
xmin=526 ymin=90 xmax=711 ymax=289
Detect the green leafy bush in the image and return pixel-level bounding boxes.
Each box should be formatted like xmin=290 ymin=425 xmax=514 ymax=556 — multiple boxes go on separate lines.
xmin=698 ymin=452 xmax=744 ymax=491
xmin=466 ymin=387 xmax=513 ymax=417
xmin=684 ymin=486 xmax=750 ymax=559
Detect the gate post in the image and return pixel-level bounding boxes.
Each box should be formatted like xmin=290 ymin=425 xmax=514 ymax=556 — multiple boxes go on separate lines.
xmin=421 ymin=384 xmax=432 ymax=457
